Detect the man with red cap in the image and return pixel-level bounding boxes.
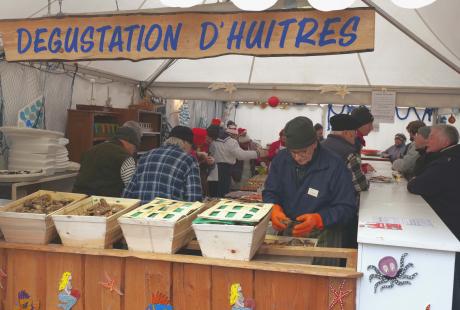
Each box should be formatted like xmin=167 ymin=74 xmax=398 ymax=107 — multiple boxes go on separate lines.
xmin=192 ymin=128 xmax=214 ymax=196
xmin=268 ymin=129 xmax=286 ymax=161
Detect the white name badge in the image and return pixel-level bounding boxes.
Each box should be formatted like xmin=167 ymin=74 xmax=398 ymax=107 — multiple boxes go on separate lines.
xmin=307 ymin=187 xmax=319 ymax=198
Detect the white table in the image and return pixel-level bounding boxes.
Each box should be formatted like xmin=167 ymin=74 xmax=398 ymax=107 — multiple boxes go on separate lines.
xmin=357 ymin=161 xmax=460 ymax=310
xmin=0 ymin=171 xmax=78 ymax=200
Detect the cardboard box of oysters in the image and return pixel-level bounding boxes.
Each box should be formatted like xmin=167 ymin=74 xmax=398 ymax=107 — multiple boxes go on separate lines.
xmin=0 ymin=190 xmax=87 ymax=244
xmin=52 ymin=196 xmax=140 ymax=249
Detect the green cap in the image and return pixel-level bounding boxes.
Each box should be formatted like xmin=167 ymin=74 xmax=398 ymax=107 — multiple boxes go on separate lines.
xmin=284 ymin=116 xmax=317 ymax=149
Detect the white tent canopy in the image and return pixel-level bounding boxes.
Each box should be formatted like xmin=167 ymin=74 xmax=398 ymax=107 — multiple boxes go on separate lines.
xmin=0 ymin=0 xmax=459 ymax=106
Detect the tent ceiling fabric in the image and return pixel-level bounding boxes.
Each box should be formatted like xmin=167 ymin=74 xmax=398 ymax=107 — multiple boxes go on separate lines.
xmin=0 ymin=0 xmax=459 ymax=88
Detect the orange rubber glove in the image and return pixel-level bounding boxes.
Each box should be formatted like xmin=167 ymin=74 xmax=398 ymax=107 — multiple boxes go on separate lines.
xmin=270 ymin=204 xmax=289 ymax=231
xmin=292 ymin=213 xmax=324 ymax=237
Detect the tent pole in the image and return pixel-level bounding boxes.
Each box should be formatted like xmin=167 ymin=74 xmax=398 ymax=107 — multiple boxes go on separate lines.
xmin=143 ymin=59 xmax=177 ymax=90
xmin=362 ymin=0 xmax=459 ymax=74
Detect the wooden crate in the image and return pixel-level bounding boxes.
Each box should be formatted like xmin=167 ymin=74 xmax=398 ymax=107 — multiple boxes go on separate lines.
xmin=0 ymin=190 xmax=87 ymax=244
xmin=118 ymin=198 xmax=206 ymax=254
xmin=192 ymin=212 xmax=272 ymax=261
xmin=52 ymin=196 xmax=140 ymax=249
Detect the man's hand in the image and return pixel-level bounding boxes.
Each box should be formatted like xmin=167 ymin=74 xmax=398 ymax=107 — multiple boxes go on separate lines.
xmin=271 ymin=204 xmax=289 ymax=231
xmin=292 ymin=213 xmax=324 ymax=237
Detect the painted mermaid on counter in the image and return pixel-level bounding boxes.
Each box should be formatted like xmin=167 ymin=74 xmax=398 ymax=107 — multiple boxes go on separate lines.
xmin=58 ymin=272 xmax=80 ymax=310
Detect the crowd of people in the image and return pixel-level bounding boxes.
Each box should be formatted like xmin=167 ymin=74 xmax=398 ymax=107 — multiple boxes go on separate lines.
xmin=73 ymin=108 xmax=459 ymax=309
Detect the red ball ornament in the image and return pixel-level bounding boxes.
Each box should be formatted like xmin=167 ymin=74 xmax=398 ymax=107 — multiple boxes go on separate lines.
xmin=268 ymin=96 xmax=280 ymax=108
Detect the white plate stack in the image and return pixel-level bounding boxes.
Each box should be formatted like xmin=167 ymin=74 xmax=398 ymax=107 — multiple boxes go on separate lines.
xmin=0 ymin=127 xmax=70 ymax=176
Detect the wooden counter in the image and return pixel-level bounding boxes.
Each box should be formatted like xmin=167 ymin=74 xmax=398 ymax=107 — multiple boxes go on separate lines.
xmin=0 ymin=241 xmax=361 ymax=310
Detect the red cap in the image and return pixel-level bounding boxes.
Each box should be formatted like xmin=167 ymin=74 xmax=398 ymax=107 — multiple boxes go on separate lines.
xmin=238 ymin=128 xmax=247 ymax=135
xmin=192 ymin=128 xmax=207 ymax=146
xmin=211 ymin=118 xmax=221 ymax=126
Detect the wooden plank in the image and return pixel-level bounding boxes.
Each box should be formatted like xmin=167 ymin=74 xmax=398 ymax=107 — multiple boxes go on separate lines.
xmin=0 ymin=249 xmax=6 ymax=310
xmin=254 ymin=270 xmax=329 ymax=310
xmin=0 ymin=9 xmax=375 ymax=62
xmin=124 ymin=258 xmax=172 ymax=309
xmin=45 ymin=252 xmax=84 ymax=310
xmin=6 ymin=249 xmax=46 ymax=310
xmin=84 ymin=255 xmax=124 ymax=310
xmin=328 ymin=277 xmax=356 ymax=310
xmin=211 ymin=267 xmax=254 ymax=309
xmin=172 ymin=263 xmax=211 ymax=310
xmin=0 ymin=241 xmax=362 ymax=278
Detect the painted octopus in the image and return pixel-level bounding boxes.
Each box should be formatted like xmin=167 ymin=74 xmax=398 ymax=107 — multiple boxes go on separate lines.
xmin=229 ymin=283 xmax=255 ymax=310
xmin=367 ymin=253 xmax=418 ymax=293
xmin=58 ymin=272 xmax=80 ymax=310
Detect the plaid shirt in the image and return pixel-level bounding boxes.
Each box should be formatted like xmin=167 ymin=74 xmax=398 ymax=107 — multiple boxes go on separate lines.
xmin=347 ymin=153 xmax=369 ymax=193
xmin=123 ymin=144 xmax=202 ymax=203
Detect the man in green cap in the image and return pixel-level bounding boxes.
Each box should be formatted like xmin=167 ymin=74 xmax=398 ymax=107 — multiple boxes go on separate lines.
xmin=73 ymin=125 xmax=141 ymax=197
xmin=263 ymin=116 xmax=357 ymax=249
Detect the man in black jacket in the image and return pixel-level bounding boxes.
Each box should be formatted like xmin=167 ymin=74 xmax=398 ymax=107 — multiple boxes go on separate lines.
xmin=407 ymin=124 xmax=460 ymax=310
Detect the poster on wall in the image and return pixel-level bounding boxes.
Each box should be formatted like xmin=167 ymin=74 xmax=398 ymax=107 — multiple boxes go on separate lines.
xmin=371 ymin=91 xmax=396 ymax=124
xmin=0 ymin=8 xmax=375 ymax=62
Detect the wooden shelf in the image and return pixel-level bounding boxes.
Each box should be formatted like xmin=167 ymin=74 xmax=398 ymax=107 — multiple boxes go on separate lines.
xmin=141 ymin=132 xmax=161 ymax=136
xmin=67 ymin=106 xmax=162 ymax=163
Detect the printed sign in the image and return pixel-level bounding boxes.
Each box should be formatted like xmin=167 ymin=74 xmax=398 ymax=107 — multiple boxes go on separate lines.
xmin=0 ymin=8 xmax=375 ymax=61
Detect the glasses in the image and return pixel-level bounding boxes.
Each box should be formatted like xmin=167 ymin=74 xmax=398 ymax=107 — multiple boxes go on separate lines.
xmin=290 ymin=144 xmax=316 ymax=158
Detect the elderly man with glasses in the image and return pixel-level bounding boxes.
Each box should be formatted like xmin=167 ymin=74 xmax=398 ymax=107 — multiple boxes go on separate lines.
xmin=262 ymin=116 xmax=357 ymax=251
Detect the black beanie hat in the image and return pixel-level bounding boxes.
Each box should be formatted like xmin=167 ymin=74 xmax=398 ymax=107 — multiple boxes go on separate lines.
xmin=284 ymin=116 xmax=317 ymax=149
xmin=170 ymin=126 xmax=194 ymax=145
xmin=330 ymin=114 xmax=361 ymax=131
xmin=114 ymin=126 xmax=140 ymax=147
xmin=351 ymin=106 xmax=374 ymax=126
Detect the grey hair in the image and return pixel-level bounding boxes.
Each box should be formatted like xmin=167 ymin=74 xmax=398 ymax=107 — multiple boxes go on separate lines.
xmin=432 ymin=124 xmax=459 ymax=145
xmin=164 ymin=137 xmax=190 ymax=152
xmin=122 ymin=121 xmax=142 ymax=141
xmin=417 ymin=126 xmax=431 ymax=139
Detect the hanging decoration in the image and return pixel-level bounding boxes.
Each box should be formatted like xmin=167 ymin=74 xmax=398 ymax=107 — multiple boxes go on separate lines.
xmin=58 ymin=272 xmax=80 ymax=310
xmin=326 ymin=104 xmax=354 ymax=130
xmin=448 ymin=114 xmax=456 ymax=124
xmin=17 ymin=96 xmax=45 ymax=128
xmin=328 ymin=280 xmax=352 ymax=310
xmin=229 ymin=283 xmax=255 ymax=310
xmin=267 ymin=96 xmax=280 ymax=108
xmin=0 ymin=268 xmax=6 ymax=289
xmin=15 ymin=290 xmax=39 ymax=310
xmin=367 ymin=253 xmax=418 ymax=294
xmin=319 ymin=85 xmax=351 ymax=99
xmin=146 ymin=292 xmax=173 ymax=310
xmin=178 ymin=102 xmax=191 ymax=126
xmin=99 ymin=272 xmax=124 ymax=296
xmin=259 ymin=102 xmax=268 ymax=109
xmin=391 ymin=0 xmax=437 ymax=9
xmin=208 ymin=83 xmax=237 ymax=94
xmin=309 ymin=0 xmax=356 ymax=12
xmin=395 ymin=107 xmax=433 ymax=122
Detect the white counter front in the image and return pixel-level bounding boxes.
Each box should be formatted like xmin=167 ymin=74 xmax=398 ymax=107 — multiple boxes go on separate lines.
xmin=356 ymin=161 xmax=460 ymax=310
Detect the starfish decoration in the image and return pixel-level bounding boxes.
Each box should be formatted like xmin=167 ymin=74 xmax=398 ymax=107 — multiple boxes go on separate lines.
xmin=208 ymin=83 xmax=237 ymax=94
xmin=0 ymin=268 xmax=6 ymax=289
xmin=99 ymin=272 xmax=123 ymax=296
xmin=329 ymin=280 xmax=352 ymax=310
xmin=319 ymin=85 xmax=351 ymax=99
xmin=335 ymin=86 xmax=351 ymax=99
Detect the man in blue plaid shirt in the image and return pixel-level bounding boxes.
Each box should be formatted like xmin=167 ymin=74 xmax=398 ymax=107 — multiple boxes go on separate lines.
xmin=123 ymin=126 xmax=202 ymax=203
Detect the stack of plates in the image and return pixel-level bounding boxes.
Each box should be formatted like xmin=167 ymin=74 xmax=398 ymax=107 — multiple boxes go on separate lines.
xmin=0 ymin=127 xmax=70 ymax=176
